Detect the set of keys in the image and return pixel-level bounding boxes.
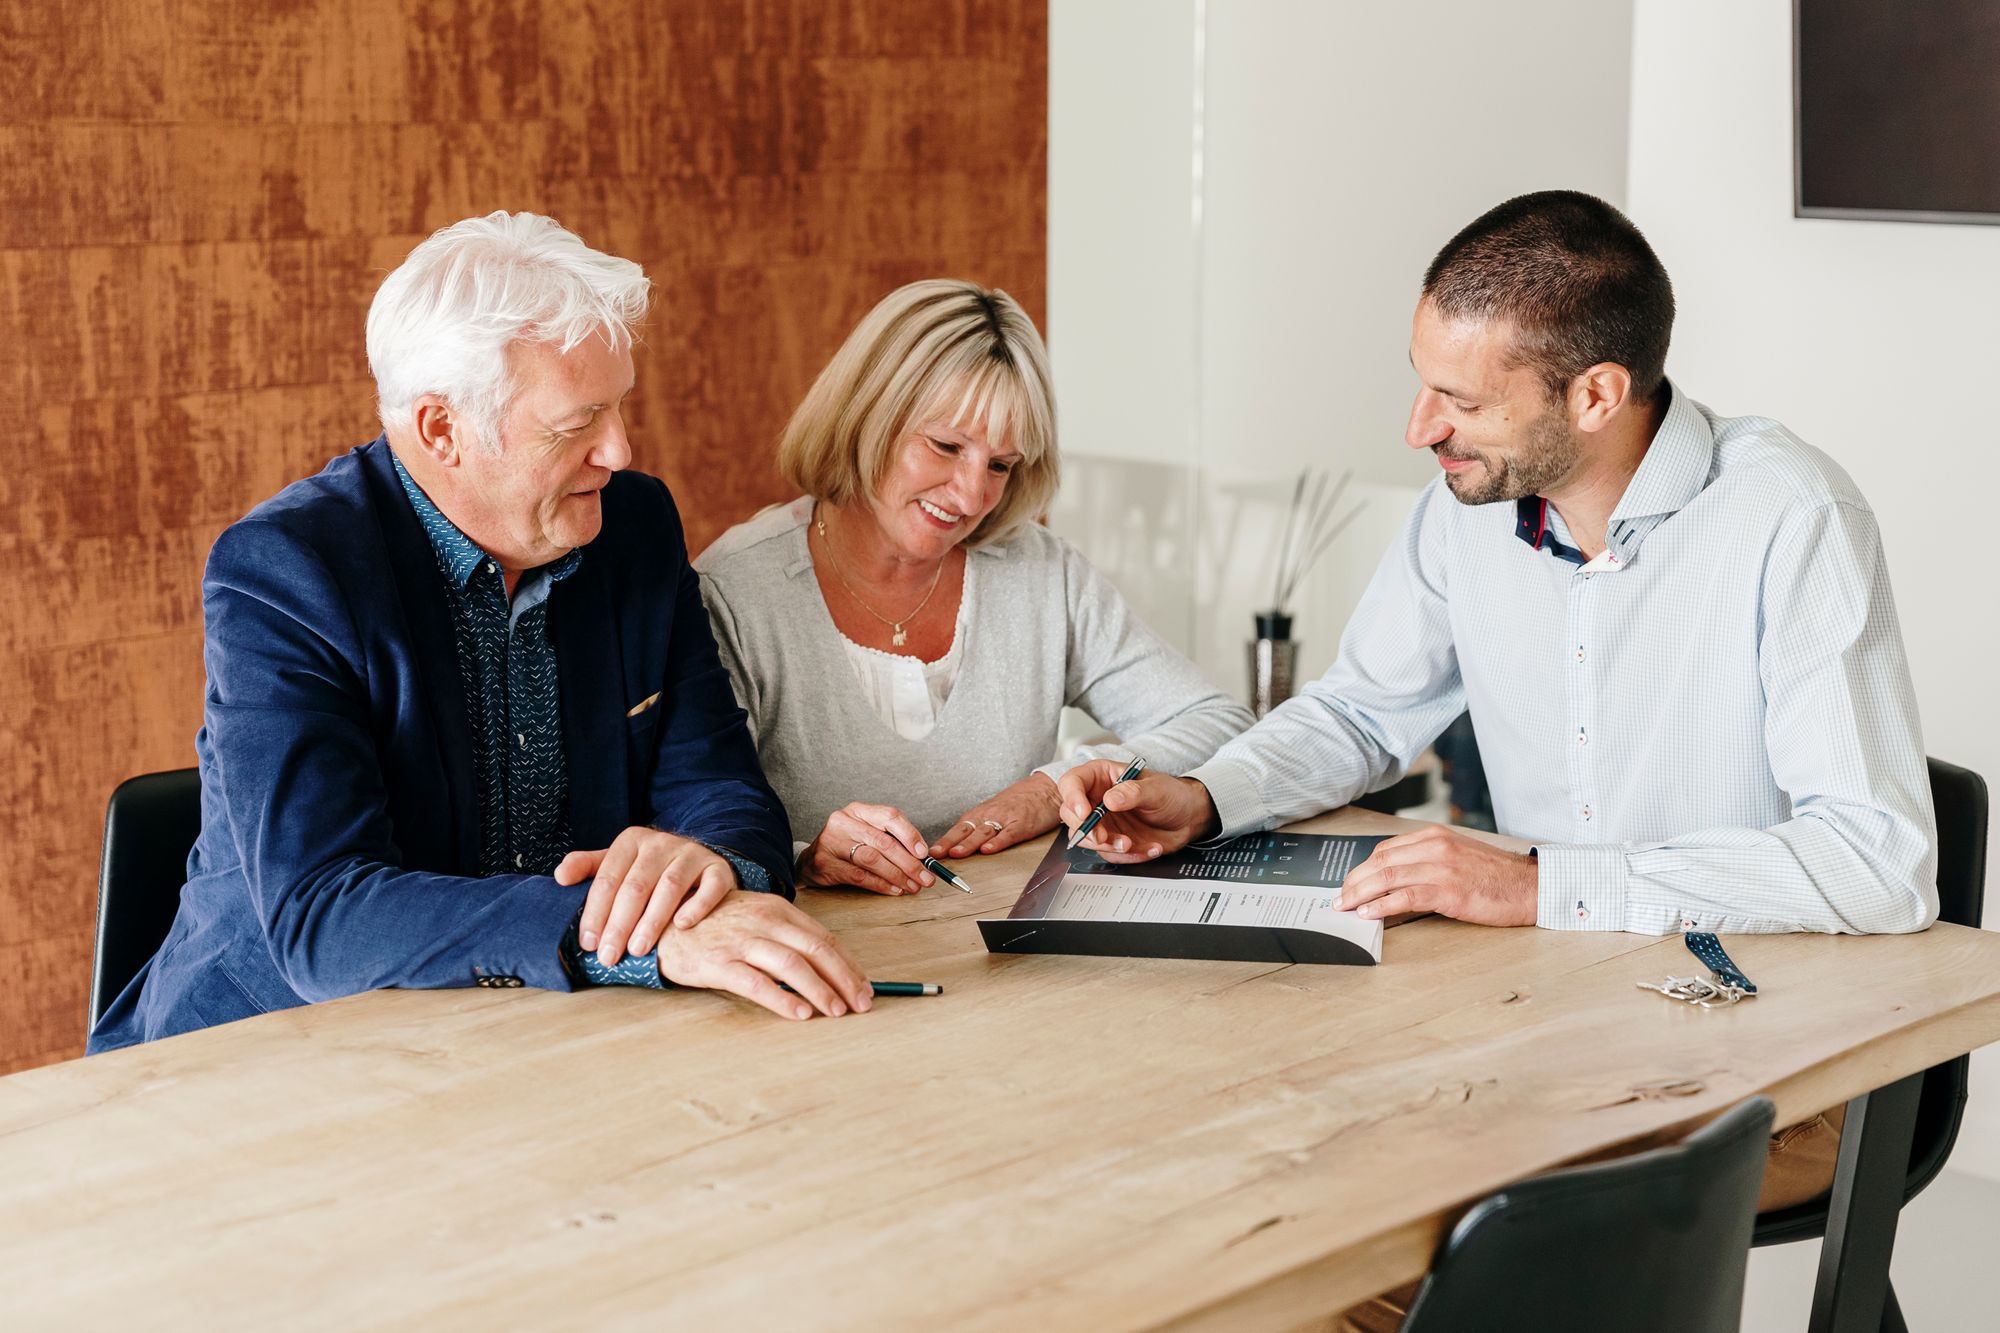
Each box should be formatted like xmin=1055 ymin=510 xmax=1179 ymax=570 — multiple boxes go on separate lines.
xmin=1637 ymin=931 xmax=1760 ymax=1009
xmin=1636 ymin=974 xmax=1755 ymax=1008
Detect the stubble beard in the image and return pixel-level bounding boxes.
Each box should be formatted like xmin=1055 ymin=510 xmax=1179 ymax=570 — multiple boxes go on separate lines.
xmin=1439 ymin=399 xmax=1581 ymax=506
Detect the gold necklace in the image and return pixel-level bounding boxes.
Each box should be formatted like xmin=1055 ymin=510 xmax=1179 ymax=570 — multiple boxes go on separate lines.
xmin=813 ymin=506 xmax=948 ymax=648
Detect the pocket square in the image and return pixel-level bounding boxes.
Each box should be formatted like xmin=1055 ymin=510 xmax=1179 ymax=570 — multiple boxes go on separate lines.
xmin=625 ymin=691 xmax=662 ymax=718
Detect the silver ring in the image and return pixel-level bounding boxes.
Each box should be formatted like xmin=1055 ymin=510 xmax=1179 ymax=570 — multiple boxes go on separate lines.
xmin=982 ymin=820 xmax=1005 ymax=831
xmin=849 ymin=841 xmax=865 ymax=860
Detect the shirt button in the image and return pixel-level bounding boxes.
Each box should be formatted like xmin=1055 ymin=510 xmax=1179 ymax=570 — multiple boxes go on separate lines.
xmin=487 ymin=562 xmax=499 ymax=574
xmin=517 ymin=732 xmax=527 ymax=747
xmin=1581 ymin=804 xmax=1592 ymax=821
xmin=1575 ymin=646 xmax=1585 ymax=663
xmin=514 ymin=853 xmax=524 ymax=868
xmin=1576 ymin=728 xmax=1587 ymax=745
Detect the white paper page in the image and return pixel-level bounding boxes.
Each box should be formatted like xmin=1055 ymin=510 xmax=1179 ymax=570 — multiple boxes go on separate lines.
xmin=1035 ymin=875 xmax=1382 ymax=955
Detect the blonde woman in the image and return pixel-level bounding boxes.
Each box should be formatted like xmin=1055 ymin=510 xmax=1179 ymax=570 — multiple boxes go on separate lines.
xmin=695 ymin=280 xmax=1251 ymax=896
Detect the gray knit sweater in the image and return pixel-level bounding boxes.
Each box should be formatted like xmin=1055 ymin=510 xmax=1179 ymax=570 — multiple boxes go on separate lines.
xmin=695 ymin=496 xmax=1254 ymax=845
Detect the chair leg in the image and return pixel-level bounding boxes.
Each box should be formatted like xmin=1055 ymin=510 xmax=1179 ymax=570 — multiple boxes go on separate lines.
xmin=1808 ymin=1071 xmax=1923 ymax=1333
xmin=1878 ymin=1281 xmax=1906 ymax=1333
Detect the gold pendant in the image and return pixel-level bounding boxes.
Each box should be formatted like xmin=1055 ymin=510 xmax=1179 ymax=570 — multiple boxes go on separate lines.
xmin=892 ymin=624 xmax=908 ymax=647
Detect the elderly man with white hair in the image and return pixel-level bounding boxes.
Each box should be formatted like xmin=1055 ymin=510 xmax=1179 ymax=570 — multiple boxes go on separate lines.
xmin=89 ymin=212 xmax=871 ymax=1051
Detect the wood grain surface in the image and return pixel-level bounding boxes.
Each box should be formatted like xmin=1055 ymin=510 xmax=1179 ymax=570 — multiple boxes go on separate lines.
xmin=0 ymin=1 xmax=1047 ymax=1072
xmin=4 ymin=808 xmax=2000 ymax=1329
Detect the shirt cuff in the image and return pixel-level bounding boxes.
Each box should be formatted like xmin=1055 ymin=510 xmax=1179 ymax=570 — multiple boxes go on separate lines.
xmin=1532 ymin=843 xmax=1631 ymax=931
xmin=703 ymin=844 xmax=788 ymax=899
xmin=559 ymin=908 xmax=669 ymax=990
xmin=1183 ymin=757 xmax=1272 ymax=842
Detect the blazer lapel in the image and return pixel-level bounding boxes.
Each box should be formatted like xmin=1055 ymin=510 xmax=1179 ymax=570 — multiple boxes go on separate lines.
xmin=358 ymin=439 xmax=482 ymax=871
xmin=553 ymin=550 xmax=630 ymax=852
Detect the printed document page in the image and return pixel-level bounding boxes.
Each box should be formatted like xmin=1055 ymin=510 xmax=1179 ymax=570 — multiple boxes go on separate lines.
xmin=1003 ymin=832 xmax=1386 ymax=960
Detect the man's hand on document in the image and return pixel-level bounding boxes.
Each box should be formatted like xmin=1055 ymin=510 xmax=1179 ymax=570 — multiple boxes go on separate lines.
xmin=1335 ymin=825 xmax=1537 ymax=926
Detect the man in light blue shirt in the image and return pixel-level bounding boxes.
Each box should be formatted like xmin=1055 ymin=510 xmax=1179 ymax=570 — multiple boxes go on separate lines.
xmin=1058 ymin=189 xmax=1935 ymax=940
xmin=1055 ymin=186 xmax=1937 ymax=1333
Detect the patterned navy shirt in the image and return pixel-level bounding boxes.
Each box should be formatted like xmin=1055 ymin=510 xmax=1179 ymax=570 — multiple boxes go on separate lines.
xmin=393 ymin=454 xmax=772 ymax=990
xmin=393 ymin=452 xmax=579 ymax=879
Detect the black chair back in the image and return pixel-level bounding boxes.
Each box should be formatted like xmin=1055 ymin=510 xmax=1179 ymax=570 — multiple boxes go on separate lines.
xmin=1403 ymin=1097 xmax=1776 ymax=1333
xmin=1904 ymin=757 xmax=1987 ymax=1197
xmin=1755 ymin=755 xmax=1988 ymax=1247
xmin=90 ymin=768 xmax=202 ymax=1031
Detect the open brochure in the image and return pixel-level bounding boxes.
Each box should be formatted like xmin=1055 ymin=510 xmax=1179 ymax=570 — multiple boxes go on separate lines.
xmin=978 ymin=831 xmax=1387 ymax=966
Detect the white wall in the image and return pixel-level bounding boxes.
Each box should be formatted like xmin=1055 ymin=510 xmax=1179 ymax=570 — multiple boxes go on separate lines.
xmin=1627 ymin=0 xmax=2000 ymax=1180
xmin=1051 ymin=0 xmax=1632 ymax=692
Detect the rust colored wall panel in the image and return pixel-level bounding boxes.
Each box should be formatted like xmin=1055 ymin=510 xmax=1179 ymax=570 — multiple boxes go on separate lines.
xmin=1 ymin=1 xmax=1047 ymax=1069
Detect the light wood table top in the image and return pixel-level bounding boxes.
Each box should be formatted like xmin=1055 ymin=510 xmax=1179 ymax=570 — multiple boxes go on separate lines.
xmin=5 ymin=807 xmax=2000 ymax=1330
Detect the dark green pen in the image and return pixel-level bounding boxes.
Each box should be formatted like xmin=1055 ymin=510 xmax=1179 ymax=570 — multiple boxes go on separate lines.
xmin=1068 ymin=755 xmax=1147 ymax=849
xmin=923 ymin=855 xmax=975 ymax=893
xmin=783 ymin=980 xmax=943 ymax=997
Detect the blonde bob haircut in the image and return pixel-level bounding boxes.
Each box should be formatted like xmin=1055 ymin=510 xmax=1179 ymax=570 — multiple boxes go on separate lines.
xmin=777 ymin=279 xmax=1058 ymax=548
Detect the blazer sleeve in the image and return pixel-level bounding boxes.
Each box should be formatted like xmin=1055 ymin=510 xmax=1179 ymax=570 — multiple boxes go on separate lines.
xmin=201 ymin=519 xmax=588 ymax=1000
xmin=641 ymin=491 xmax=796 ymax=896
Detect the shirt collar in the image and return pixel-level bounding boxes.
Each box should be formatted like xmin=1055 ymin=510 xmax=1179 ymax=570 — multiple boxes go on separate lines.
xmin=1510 ymin=380 xmax=1714 ymax=570
xmin=389 ymin=449 xmax=581 ymax=591
xmin=1608 ymin=382 xmax=1714 ymax=527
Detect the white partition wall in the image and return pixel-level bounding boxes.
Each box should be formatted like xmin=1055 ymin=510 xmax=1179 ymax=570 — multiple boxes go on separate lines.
xmin=1049 ymin=0 xmax=1634 ymax=698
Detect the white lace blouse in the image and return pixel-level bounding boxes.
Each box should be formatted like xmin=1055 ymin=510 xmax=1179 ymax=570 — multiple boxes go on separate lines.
xmin=834 ymin=573 xmax=973 ymax=741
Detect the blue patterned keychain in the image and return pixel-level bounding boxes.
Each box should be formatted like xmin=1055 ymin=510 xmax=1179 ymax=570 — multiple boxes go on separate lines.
xmin=1637 ymin=932 xmax=1759 ymax=1008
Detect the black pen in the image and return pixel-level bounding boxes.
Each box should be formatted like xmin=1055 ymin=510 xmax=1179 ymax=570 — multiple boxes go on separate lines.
xmin=922 ymin=855 xmax=976 ymax=893
xmin=782 ymin=980 xmax=944 ymax=997
xmin=1067 ymin=755 xmax=1147 ymax=850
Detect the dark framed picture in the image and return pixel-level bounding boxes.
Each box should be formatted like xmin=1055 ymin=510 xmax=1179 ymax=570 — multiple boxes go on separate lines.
xmin=1795 ymin=0 xmax=2000 ymax=225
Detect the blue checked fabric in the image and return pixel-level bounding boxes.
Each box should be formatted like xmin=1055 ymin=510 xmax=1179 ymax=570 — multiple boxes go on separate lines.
xmin=1188 ymin=385 xmax=1938 ymax=935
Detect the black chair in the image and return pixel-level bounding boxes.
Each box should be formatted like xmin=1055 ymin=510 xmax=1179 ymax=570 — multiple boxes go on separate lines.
xmin=1402 ymin=1096 xmax=1776 ymax=1333
xmin=1351 ymin=768 xmax=1431 ymax=817
xmin=1751 ymin=755 xmax=1988 ymax=1332
xmin=89 ymin=768 xmax=202 ymax=1031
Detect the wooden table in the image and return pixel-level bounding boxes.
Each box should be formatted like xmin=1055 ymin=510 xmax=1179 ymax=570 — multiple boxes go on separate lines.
xmin=5 ymin=808 xmax=1999 ymax=1330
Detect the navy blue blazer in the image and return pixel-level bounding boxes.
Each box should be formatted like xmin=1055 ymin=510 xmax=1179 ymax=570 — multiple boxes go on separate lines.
xmin=90 ymin=438 xmax=793 ymax=1051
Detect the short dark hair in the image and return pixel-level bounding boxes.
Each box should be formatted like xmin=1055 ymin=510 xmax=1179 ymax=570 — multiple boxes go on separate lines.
xmin=1422 ymin=190 xmax=1675 ymax=405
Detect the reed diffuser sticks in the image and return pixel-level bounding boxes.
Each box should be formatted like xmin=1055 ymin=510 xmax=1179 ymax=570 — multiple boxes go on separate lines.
xmin=1269 ymin=468 xmax=1366 ymax=615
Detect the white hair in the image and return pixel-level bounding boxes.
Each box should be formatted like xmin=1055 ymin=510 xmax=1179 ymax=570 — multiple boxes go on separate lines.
xmin=366 ymin=211 xmax=650 ymax=448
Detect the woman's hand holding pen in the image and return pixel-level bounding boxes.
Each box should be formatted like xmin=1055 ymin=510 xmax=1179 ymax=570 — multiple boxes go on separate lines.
xmin=799 ymin=802 xmax=936 ymax=896
xmin=935 ymin=773 xmax=1064 ymax=857
xmin=1054 ymin=761 xmax=1220 ymax=862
